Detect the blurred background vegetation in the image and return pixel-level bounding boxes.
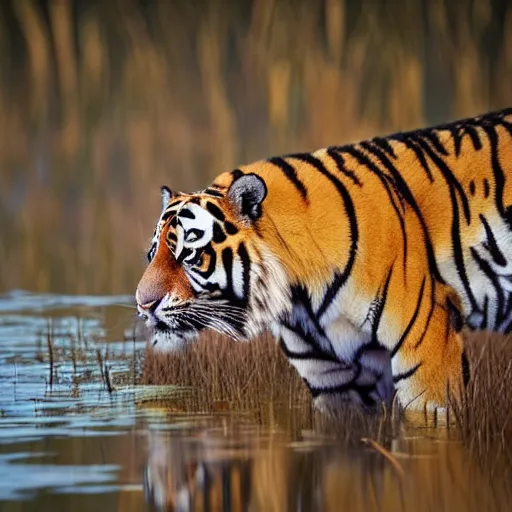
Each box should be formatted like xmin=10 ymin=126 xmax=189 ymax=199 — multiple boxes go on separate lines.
xmin=0 ymin=0 xmax=511 ymax=295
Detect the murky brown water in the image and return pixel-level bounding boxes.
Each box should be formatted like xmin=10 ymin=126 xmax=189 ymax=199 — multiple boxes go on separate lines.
xmin=2 ymin=1 xmax=512 ymax=510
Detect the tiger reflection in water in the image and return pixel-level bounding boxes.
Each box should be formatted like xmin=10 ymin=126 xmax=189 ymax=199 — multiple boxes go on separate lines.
xmin=143 ymin=428 xmax=252 ymax=512
xmin=142 ymin=421 xmax=490 ymax=512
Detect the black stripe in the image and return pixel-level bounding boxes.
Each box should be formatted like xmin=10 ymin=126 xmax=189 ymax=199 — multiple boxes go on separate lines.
xmin=238 ymin=242 xmax=251 ymax=300
xmin=307 ymin=361 xmax=363 ymax=396
xmin=480 ymin=214 xmax=507 ymax=267
xmin=343 ymin=147 xmax=407 ymax=215
xmin=213 ymin=222 xmax=227 ymax=243
xmin=391 ymin=277 xmax=426 ymax=358
xmin=387 ymin=108 xmax=512 ymax=146
xmin=179 ymin=209 xmax=195 ymax=219
xmin=285 ymin=154 xmax=359 ymax=318
xmin=413 ymin=283 xmax=436 ymax=350
xmin=446 ymin=296 xmax=464 ymax=332
xmin=206 ymin=201 xmax=225 ymax=221
xmin=266 ymin=214 xmax=295 ymax=257
xmin=499 ymin=119 xmax=512 ymax=137
xmin=393 ymin=362 xmax=422 ymax=383
xmin=371 ymin=137 xmax=397 ymax=158
xmin=371 ymin=266 xmax=394 ymax=343
xmin=204 ymin=188 xmax=224 ymax=198
xmin=280 ymin=319 xmax=335 ymax=360
xmin=403 ymin=139 xmax=434 ymax=182
xmin=449 ymin=126 xmax=463 ymax=157
xmin=290 ymin=285 xmax=327 ymax=338
xmin=176 ymin=247 xmax=192 ymax=264
xmin=231 ymin=169 xmax=244 ymax=180
xmin=222 ymin=247 xmax=234 ymax=297
xmin=278 ymin=337 xmax=339 ymax=362
xmin=481 ymin=124 xmax=507 ymax=219
xmin=224 ymin=221 xmax=238 ymax=235
xmin=185 ymin=270 xmax=205 ymax=291
xmin=160 ymin=209 xmax=176 ymax=222
xmin=469 ymin=180 xmax=476 ymax=196
xmin=146 ymin=243 xmax=156 ymax=262
xmin=326 ymin=147 xmax=362 ymax=186
xmin=185 ymin=228 xmax=203 ymax=242
xmin=415 ymin=138 xmax=471 ymax=223
xmin=268 ymin=156 xmax=308 ymax=201
xmin=421 ymin=130 xmax=449 ymax=156
xmin=464 ymin=125 xmax=483 ymax=151
xmin=470 ymin=247 xmax=504 ymax=328
xmin=483 ymin=178 xmax=490 ymax=198
xmin=481 ymin=295 xmax=489 ymax=330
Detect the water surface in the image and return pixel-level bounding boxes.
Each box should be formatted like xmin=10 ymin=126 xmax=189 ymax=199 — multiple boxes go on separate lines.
xmin=1 ymin=291 xmax=512 ymax=511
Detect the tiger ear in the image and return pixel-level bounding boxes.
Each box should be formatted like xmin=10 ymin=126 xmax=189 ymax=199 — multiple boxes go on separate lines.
xmin=160 ymin=186 xmax=174 ymax=212
xmin=227 ymin=173 xmax=267 ymax=221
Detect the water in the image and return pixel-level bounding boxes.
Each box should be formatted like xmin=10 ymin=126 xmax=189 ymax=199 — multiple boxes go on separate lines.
xmin=0 ymin=291 xmax=511 ymax=511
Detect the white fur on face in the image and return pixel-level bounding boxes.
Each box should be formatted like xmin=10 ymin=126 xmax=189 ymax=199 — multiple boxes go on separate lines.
xmin=150 ymin=329 xmax=198 ymax=352
xmin=175 ymin=203 xmax=215 ymax=260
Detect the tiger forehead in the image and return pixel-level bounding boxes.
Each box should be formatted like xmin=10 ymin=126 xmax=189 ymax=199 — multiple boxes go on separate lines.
xmin=160 ymin=193 xmax=233 ymax=225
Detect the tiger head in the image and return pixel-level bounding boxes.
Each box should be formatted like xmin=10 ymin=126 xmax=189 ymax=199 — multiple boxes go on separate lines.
xmin=135 ymin=171 xmax=291 ymax=351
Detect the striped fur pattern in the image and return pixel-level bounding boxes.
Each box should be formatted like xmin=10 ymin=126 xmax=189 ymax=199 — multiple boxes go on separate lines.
xmin=136 ymin=108 xmax=512 ymax=412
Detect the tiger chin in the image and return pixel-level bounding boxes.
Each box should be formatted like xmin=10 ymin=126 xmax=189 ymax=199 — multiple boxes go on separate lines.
xmin=137 ymin=107 xmax=512 ymax=414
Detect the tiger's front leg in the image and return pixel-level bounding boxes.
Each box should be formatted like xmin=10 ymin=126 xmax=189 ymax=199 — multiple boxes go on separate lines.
xmin=277 ymin=327 xmax=393 ymax=410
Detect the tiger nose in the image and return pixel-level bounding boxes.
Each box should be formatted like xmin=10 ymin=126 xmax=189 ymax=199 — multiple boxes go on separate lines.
xmin=135 ymin=261 xmax=170 ymax=310
xmin=135 ymin=286 xmax=164 ymax=312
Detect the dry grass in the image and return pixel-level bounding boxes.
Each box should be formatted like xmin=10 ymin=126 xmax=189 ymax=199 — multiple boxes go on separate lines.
xmin=143 ymin=332 xmax=310 ymax=409
xmin=455 ymin=333 xmax=512 ymax=471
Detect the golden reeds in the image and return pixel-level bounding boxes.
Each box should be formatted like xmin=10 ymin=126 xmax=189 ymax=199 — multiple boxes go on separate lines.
xmin=1 ymin=0 xmax=511 ymax=295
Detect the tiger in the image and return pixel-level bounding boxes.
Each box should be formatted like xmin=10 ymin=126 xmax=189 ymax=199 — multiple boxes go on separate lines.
xmin=136 ymin=107 xmax=512 ymax=413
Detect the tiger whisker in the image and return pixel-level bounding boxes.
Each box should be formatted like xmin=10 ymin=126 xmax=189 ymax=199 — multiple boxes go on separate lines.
xmin=165 ymin=309 xmax=245 ymax=341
